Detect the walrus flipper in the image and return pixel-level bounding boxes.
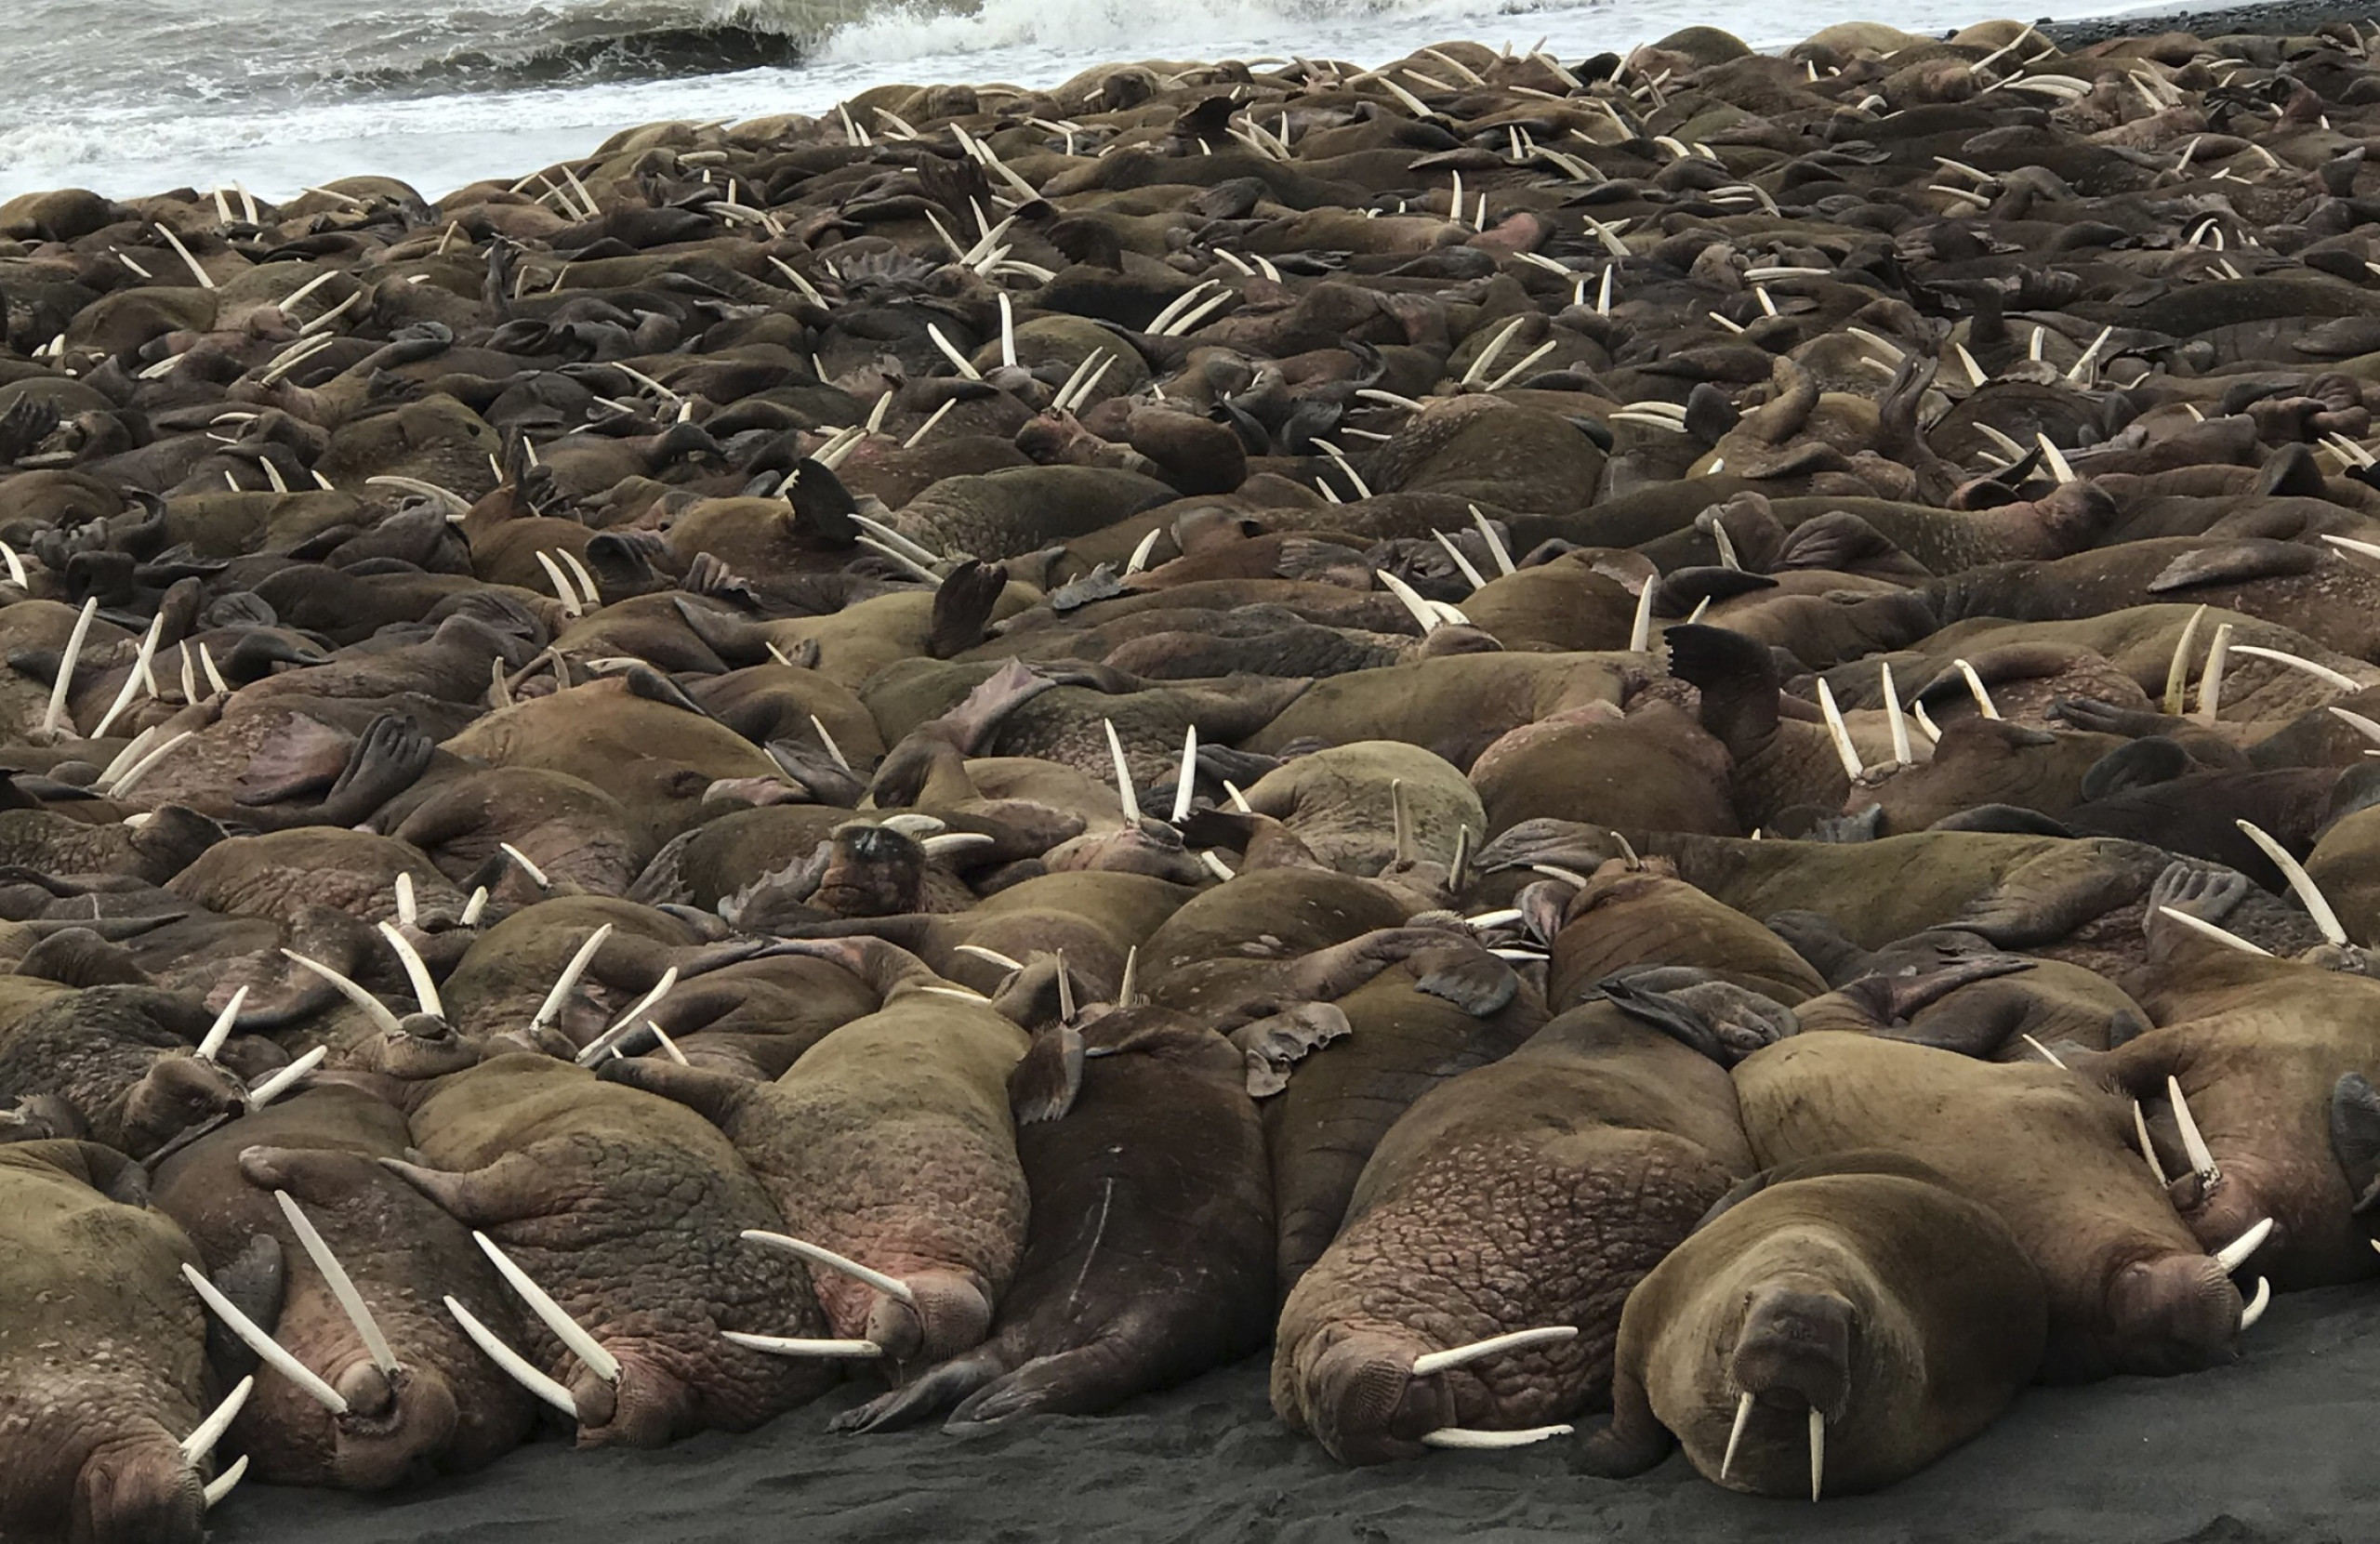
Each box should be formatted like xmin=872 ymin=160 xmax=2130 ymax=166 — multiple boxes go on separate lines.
xmin=1569 ymin=1366 xmax=1675 ymax=1479
xmin=828 ymin=1352 xmax=1004 ymax=1434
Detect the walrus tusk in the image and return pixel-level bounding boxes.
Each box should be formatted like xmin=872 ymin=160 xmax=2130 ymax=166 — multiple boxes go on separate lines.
xmin=925 ymin=323 xmax=985 ymax=380
xmin=1809 ymin=1407 xmax=1825 ymax=1502
xmin=40 ymin=597 xmax=98 ymax=741
xmin=500 ymin=843 xmax=551 ymax=891
xmin=808 ymin=715 xmax=853 ymax=774
xmin=2215 ymin=1217 xmax=2273 ymax=1273
xmin=2239 ymin=1276 xmax=2271 ymax=1330
xmin=575 ymin=968 xmax=678 ymax=1064
xmin=722 ymin=1329 xmax=884 ymax=1359
xmin=2157 ymin=906 xmax=2270 ymax=957
xmin=1467 ymin=907 xmax=1524 ymax=929
xmin=2163 ymin=605 xmax=2208 ymax=714
xmin=1816 ymin=679 xmax=1863 ymax=779
xmin=2330 ymin=706 xmax=2380 ymax=748
xmin=1117 ymin=945 xmax=1140 ymax=1009
xmin=1448 ymin=824 xmax=1474 ymax=892
xmin=1628 ymin=576 xmax=1655 ymax=653
xmin=1419 ymin=1424 xmax=1573 ymax=1449
xmin=1468 ymin=505 xmax=1515 ymax=575
xmin=2066 ymin=325 xmax=2112 ymax=382
xmin=1877 ymin=662 xmax=1911 ymax=766
xmin=1146 ymin=280 xmax=1222 ymax=337
xmin=2227 ymin=644 xmax=2362 ymax=693
xmin=185 ymin=1265 xmax=350 ymax=1413
xmin=953 ymin=944 xmax=1025 ymax=971
xmin=281 ymin=952 xmax=404 ymax=1035
xmin=533 ymin=923 xmax=613 ymax=1032
xmin=1056 ymin=949 xmax=1077 ymax=1023
xmin=394 ymin=873 xmax=417 ymax=926
xmin=1434 ymin=530 xmax=1486 ymax=590
xmin=535 ymin=551 xmax=584 ymax=617
xmin=195 ymin=987 xmax=246 ymax=1062
xmin=364 ymin=476 xmax=471 ymax=515
xmin=461 ymin=887 xmax=489 ymax=925
xmin=204 ymin=1453 xmax=249 ymax=1508
xmin=1200 ymin=851 xmax=1237 ymax=881
xmin=249 ymin=1045 xmax=326 ymax=1108
xmin=474 ymin=1231 xmax=620 ymax=1384
xmin=2033 ymin=433 xmax=2075 ymax=484
xmin=445 ymin=1295 xmax=578 ymax=1416
xmin=560 ymin=549 xmax=602 ymax=608
xmin=1123 ymin=527 xmax=1163 ymax=578
xmin=920 ymin=833 xmax=995 ymax=858
xmin=200 ymin=641 xmax=229 ymax=697
xmin=1953 ymin=659 xmax=2001 ymax=719
xmin=996 ymin=293 xmax=1017 ymax=367
xmin=2168 ymin=1076 xmax=2220 ymax=1183
xmin=2233 ymin=820 xmax=2350 ymax=945
xmin=181 ymin=1375 xmax=254 ymax=1464
xmin=902 ymin=397 xmax=956 ymax=450
xmin=1720 ymin=1390 xmax=1754 ymax=1480
xmin=2134 ymin=1101 xmax=2170 ymax=1186
xmin=2020 ymin=1034 xmax=2067 ymax=1069
xmin=0 ymin=540 xmax=27 ymax=588
xmin=91 ymin=614 xmax=165 ymax=739
xmin=1172 ymin=724 xmax=1199 ymax=824
xmin=1391 ymin=779 xmax=1413 ymax=866
xmin=377 ymin=921 xmax=446 ymax=1021
xmin=741 ymin=1229 xmax=919 ymax=1306
xmin=1410 ymin=1324 xmax=1578 ymax=1376
xmin=276 ymin=1191 xmax=401 ymax=1374
xmin=1459 ymin=313 xmax=1529 ymax=389
xmin=2197 ymin=624 xmax=2233 ymax=724
xmin=1104 ymin=719 xmax=1139 ymax=819
xmin=105 ymin=728 xmax=194 ymax=799
xmin=2325 ymin=532 xmax=2380 ymax=562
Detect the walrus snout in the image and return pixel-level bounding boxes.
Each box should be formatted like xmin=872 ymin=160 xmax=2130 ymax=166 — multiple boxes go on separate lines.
xmin=571 ymin=1355 xmax=692 ymax=1450
xmin=1301 ymin=1331 xmax=1453 ymax=1466
xmin=866 ymin=1270 xmax=992 ymax=1365
xmin=2108 ymin=1254 xmax=2241 ymax=1376
xmin=1730 ymin=1287 xmax=1855 ymax=1421
xmin=122 ymin=1051 xmax=248 ymax=1158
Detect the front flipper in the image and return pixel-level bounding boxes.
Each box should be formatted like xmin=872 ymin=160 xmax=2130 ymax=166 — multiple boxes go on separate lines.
xmin=829 ymin=1353 xmax=1004 ymax=1434
xmin=1570 ymin=1366 xmax=1675 ymax=1479
xmin=946 ymin=1341 xmax=1144 ymax=1426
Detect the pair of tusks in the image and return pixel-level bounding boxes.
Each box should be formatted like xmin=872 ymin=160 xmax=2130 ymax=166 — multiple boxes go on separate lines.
xmin=2153 ymin=821 xmax=2353 ymax=957
xmin=2130 ymin=1090 xmax=2277 ymax=1328
xmin=1405 ymin=1324 xmax=1579 ymax=1449
xmin=184 ymin=1188 xmax=402 ymax=1417
xmin=1377 ymin=567 xmax=1469 ymax=632
xmin=720 ymin=1230 xmax=906 ymax=1360
xmin=283 ymin=914 xmax=446 ymax=1033
xmin=573 ymin=969 xmax=679 ymax=1064
xmin=445 ymin=1229 xmax=625 ymax=1418
xmin=1812 ymin=662 xmax=1916 ymax=779
xmin=189 ymin=980 xmax=317 ymax=1106
xmin=179 ymin=1375 xmax=253 ymax=1509
xmin=1719 ymin=1393 xmax=1826 ymax=1501
xmin=1105 ymin=718 xmax=1231 ymax=869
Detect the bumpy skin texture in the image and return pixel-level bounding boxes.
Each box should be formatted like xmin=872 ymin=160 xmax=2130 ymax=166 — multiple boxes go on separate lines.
xmin=1587 ymin=1154 xmax=2046 ymax=1498
xmin=1238 ymin=741 xmax=1484 ymax=878
xmin=166 ymin=828 xmax=461 ymax=930
xmin=0 ymin=983 xmax=248 ymax=1158
xmin=605 ymin=993 xmax=1031 ymax=1367
xmin=399 ymin=1054 xmax=839 ymax=1447
xmin=1140 ymin=867 xmax=1415 ymax=1021
xmin=1272 ymin=1001 xmax=1755 ymax=1464
xmin=437 ymin=897 xmax=697 ymax=1047
xmin=1548 ymin=864 xmax=1831 ymax=1011
xmin=0 ymin=1141 xmax=215 ymax=1544
xmin=148 ymin=1085 xmax=536 ymax=1488
xmin=1736 ymin=1034 xmax=2243 ymax=1381
xmin=834 ymin=1009 xmax=1276 ymax=1431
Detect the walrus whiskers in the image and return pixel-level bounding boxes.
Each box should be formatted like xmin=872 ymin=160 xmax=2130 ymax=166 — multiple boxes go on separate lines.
xmin=2233 ymin=821 xmax=2350 ymax=945
xmin=741 ymin=1229 xmax=919 ymax=1305
xmin=275 ymin=1191 xmax=401 ymax=1375
xmin=445 ymin=1295 xmax=578 ymax=1415
xmin=474 ymin=1231 xmax=620 ymax=1384
xmin=180 ymin=1375 xmax=254 ymax=1464
xmin=185 ymin=1264 xmax=350 ymax=1412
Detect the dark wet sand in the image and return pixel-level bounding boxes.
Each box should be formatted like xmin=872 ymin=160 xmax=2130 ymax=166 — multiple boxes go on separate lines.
xmin=215 ymin=1283 xmax=2374 ymax=1543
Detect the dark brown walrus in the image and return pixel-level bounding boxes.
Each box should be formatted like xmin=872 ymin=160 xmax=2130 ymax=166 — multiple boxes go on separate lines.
xmin=1577 ymin=1151 xmax=2046 ymax=1499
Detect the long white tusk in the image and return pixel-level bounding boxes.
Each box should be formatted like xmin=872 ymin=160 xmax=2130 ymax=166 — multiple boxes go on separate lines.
xmin=1377 ymin=567 xmax=1448 ymax=632
xmin=500 ymin=843 xmax=550 ymax=890
xmin=2234 ymin=820 xmax=2349 ymax=945
xmin=1410 ymin=1325 xmax=1578 ymax=1376
xmin=1433 ymin=530 xmax=1487 ymax=590
xmin=1104 ymin=718 xmax=1139 ymax=820
xmin=721 ymin=1329 xmax=884 ymax=1359
xmin=0 ymin=541 xmax=26 ymax=587
xmin=281 ymin=951 xmax=403 ymax=1034
xmin=535 ymin=552 xmax=584 ymax=617
xmin=105 ymin=728 xmax=194 ymax=800
xmin=473 ymin=1231 xmax=620 ymax=1384
xmin=561 ymin=549 xmax=602 ymax=608
xmin=1721 ymin=1390 xmax=1753 ymax=1481
xmin=204 ymin=1453 xmax=249 ymax=1508
xmin=1816 ymin=678 xmax=1863 ymax=778
xmin=249 ymin=1045 xmax=325 ymax=1108
xmin=2157 ymin=905 xmax=2270 ymax=957
xmin=444 ymin=1295 xmax=576 ymax=1416
xmin=2034 ymin=433 xmax=2075 ymax=484
xmin=1628 ymin=578 xmax=1655 ymax=653
xmin=1880 ymin=662 xmax=1911 ymax=766
xmin=195 ymin=987 xmax=247 ymax=1062
xmin=952 ymin=944 xmax=1025 ymax=970
xmin=2198 ymin=623 xmax=2233 ymax=724
xmin=2239 ymin=1275 xmax=2271 ymax=1330
xmin=1421 ymin=1424 xmax=1574 ymax=1449
xmin=2021 ymin=1034 xmax=2068 ymax=1069
xmin=1117 ymin=944 xmax=1140 ymax=1008
xmin=2214 ymin=1216 xmax=2273 ymax=1272
xmin=91 ymin=614 xmax=165 ymax=739
xmin=1707 ymin=520 xmax=1740 ymax=571
xmin=274 ymin=1191 xmax=400 ymax=1374
xmin=2164 ymin=605 xmax=2207 ymax=715
xmin=1171 ymin=724 xmax=1198 ymax=824
xmin=394 ymin=872 xmax=417 ymax=926
xmin=575 ymin=969 xmax=678 ymax=1064
xmin=42 ymin=597 xmax=99 ymax=740
xmin=2168 ymin=1076 xmax=2220 ymax=1183
xmin=741 ymin=1229 xmax=918 ymax=1306
xmin=2227 ymin=644 xmax=2362 ymax=693
xmin=180 ymin=1375 xmax=254 ymax=1464
xmin=377 ymin=921 xmax=445 ymax=1020
xmin=532 ymin=923 xmax=613 ymax=1031
xmin=997 ymin=293 xmax=1017 ymax=367
xmin=806 ymin=715 xmax=853 ymax=774
xmin=2134 ymin=1101 xmax=2170 ymax=1186
xmin=184 ymin=1264 xmax=349 ymax=1413
xmin=1469 ymin=505 xmax=1515 ymax=575
xmin=461 ymin=887 xmax=489 ymax=925
xmin=1809 ymin=1407 xmax=1825 ymax=1502
xmin=1123 ymin=527 xmax=1163 ymax=577
xmin=2331 ymin=706 xmax=2380 ymax=747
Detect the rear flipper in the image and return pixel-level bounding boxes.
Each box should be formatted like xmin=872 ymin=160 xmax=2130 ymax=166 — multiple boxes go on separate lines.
xmin=945 ymin=1340 xmax=1144 ymax=1427
xmin=828 ymin=1353 xmax=1004 ymax=1434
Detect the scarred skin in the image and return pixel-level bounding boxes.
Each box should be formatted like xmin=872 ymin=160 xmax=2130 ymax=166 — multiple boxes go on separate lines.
xmin=147 ymin=1085 xmax=536 ymax=1488
xmin=601 ymin=984 xmax=1031 ymax=1368
xmin=389 ymin=1054 xmax=840 ymax=1447
xmin=1272 ymin=997 xmax=1756 ymax=1464
xmin=1734 ymin=1033 xmax=2246 ymax=1381
xmin=0 ymin=1140 xmax=215 ymax=1544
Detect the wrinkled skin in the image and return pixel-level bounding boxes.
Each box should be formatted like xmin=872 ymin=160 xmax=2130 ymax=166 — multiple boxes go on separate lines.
xmin=0 ymin=983 xmax=250 ymax=1158
xmin=390 ymin=1054 xmax=840 ymax=1446
xmin=148 ymin=1085 xmax=536 ymax=1487
xmin=1580 ymin=1152 xmax=2046 ymax=1498
xmin=1273 ymin=996 xmax=1757 ymax=1464
xmin=0 ymin=1141 xmax=215 ymax=1544
xmin=1236 ymin=741 xmax=1484 ymax=876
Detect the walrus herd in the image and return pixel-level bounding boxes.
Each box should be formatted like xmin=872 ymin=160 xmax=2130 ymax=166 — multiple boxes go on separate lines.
xmin=3 ymin=11 xmax=2380 ymax=1536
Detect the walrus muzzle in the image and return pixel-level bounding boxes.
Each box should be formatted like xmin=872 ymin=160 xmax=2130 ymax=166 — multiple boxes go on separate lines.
xmin=1730 ymin=1287 xmax=1854 ymax=1422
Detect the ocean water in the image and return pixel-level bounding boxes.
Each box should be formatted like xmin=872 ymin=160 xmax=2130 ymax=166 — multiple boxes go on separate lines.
xmin=0 ymin=0 xmax=2188 ymax=203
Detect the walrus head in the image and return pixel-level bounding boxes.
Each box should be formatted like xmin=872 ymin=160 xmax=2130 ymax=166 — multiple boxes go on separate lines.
xmin=1729 ymin=1283 xmax=1856 ymax=1425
